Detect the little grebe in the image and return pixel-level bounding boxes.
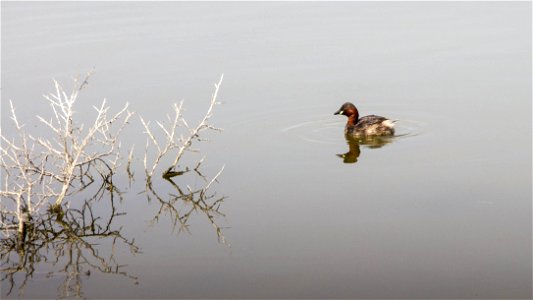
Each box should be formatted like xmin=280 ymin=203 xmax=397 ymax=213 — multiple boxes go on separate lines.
xmin=334 ymin=102 xmax=395 ymax=137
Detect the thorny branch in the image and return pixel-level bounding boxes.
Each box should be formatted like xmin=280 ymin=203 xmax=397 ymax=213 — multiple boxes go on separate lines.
xmin=140 ymin=75 xmax=224 ymax=179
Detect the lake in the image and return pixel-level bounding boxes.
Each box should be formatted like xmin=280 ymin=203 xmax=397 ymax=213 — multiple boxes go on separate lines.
xmin=1 ymin=2 xmax=531 ymax=299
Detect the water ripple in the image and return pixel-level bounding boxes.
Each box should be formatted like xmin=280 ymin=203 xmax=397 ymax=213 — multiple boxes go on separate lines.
xmin=281 ymin=116 xmax=344 ymax=144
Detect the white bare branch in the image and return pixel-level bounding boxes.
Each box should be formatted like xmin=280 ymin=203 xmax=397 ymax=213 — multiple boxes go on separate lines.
xmin=1 ymin=74 xmax=133 ymax=236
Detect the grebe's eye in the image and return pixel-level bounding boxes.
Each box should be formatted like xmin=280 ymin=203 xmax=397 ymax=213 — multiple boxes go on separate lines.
xmin=339 ymin=110 xmax=344 ymax=115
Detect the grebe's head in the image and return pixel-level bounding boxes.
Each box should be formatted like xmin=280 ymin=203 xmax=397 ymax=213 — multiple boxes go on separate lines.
xmin=334 ymin=102 xmax=358 ymax=117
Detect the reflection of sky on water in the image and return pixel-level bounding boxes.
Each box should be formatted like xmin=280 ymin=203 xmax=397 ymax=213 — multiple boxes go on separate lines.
xmin=2 ymin=2 xmax=531 ymax=298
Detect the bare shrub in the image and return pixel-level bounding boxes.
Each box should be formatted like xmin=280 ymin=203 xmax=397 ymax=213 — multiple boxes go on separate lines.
xmin=140 ymin=75 xmax=228 ymax=244
xmin=1 ymin=72 xmax=133 ymax=238
xmin=0 ymin=73 xmax=137 ymax=297
xmin=0 ymin=73 xmax=228 ymax=297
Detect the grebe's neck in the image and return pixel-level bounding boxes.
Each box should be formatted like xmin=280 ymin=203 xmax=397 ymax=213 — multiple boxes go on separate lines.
xmin=346 ymin=108 xmax=359 ymax=126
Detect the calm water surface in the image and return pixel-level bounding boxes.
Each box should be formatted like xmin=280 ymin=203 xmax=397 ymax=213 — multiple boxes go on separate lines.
xmin=1 ymin=2 xmax=531 ymax=299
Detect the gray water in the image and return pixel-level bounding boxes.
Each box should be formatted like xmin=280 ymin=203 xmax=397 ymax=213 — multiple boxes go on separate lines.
xmin=1 ymin=2 xmax=531 ymax=299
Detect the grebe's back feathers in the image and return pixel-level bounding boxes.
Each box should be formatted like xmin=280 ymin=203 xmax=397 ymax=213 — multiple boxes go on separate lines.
xmin=348 ymin=115 xmax=395 ymax=136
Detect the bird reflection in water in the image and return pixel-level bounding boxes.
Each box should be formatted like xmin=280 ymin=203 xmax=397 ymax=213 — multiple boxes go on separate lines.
xmin=337 ymin=135 xmax=394 ymax=164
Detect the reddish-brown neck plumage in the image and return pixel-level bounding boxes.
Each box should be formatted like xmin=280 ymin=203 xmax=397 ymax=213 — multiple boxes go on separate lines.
xmin=345 ymin=107 xmax=359 ymax=126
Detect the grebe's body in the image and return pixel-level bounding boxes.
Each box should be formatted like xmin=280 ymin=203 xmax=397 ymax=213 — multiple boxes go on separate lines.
xmin=334 ymin=102 xmax=395 ymax=137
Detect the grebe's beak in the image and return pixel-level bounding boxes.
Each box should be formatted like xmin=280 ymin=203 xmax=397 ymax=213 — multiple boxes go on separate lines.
xmin=334 ymin=109 xmax=343 ymax=115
